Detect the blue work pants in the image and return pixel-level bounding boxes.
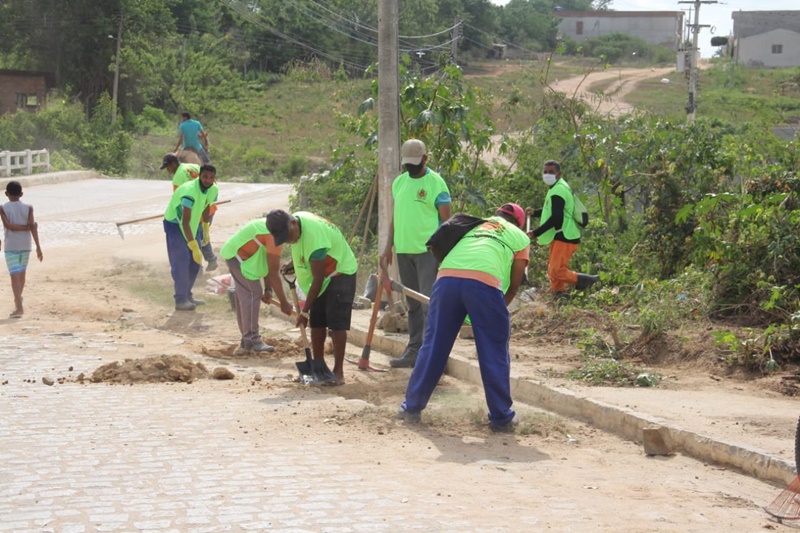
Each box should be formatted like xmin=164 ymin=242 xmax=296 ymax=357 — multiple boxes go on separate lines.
xmin=402 ymin=276 xmax=515 ymax=425
xmin=164 ymin=220 xmax=201 ymax=304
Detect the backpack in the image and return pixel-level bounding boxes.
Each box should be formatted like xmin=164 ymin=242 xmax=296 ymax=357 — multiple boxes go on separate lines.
xmin=573 ymin=193 xmax=588 ymax=228
xmin=425 ymin=213 xmax=486 ymax=263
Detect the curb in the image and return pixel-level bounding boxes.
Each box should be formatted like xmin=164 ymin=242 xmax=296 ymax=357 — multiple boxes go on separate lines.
xmin=0 ymin=170 xmax=103 ymax=189
xmin=269 ymin=306 xmax=796 ymax=486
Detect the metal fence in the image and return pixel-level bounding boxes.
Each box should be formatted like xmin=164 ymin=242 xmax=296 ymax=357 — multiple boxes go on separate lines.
xmin=0 ymin=149 xmax=50 ymax=177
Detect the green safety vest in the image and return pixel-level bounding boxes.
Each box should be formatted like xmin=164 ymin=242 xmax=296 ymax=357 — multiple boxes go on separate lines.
xmin=537 ymin=178 xmax=580 ymax=245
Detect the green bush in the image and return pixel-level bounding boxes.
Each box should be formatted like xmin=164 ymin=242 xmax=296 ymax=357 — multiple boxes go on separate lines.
xmin=581 ymin=33 xmax=673 ymax=64
xmin=0 ymin=92 xmax=132 ymax=175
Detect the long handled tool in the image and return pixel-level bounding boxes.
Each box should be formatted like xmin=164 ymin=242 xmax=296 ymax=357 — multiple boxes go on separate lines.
xmin=115 ymin=199 xmax=231 ymax=239
xmin=523 ymin=206 xmax=534 ymax=286
xmin=389 ymin=279 xmax=430 ymax=305
xmin=282 ymin=270 xmax=313 ymax=377
xmin=764 ymin=414 xmax=800 ymax=523
xmin=346 ymin=266 xmax=389 ymax=372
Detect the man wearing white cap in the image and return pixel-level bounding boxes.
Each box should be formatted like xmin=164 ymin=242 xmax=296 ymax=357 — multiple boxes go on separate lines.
xmin=380 ymin=139 xmax=451 ymax=368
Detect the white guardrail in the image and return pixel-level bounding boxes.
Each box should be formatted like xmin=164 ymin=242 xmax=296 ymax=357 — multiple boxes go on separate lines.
xmin=0 ymin=149 xmax=50 ymax=177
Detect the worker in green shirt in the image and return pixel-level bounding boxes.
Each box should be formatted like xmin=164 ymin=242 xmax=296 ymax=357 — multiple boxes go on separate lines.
xmin=163 ymin=164 xmax=218 ymax=311
xmin=380 ymin=139 xmax=451 ymax=368
xmin=398 ymin=203 xmax=530 ymax=432
xmin=266 ymin=209 xmax=358 ymax=385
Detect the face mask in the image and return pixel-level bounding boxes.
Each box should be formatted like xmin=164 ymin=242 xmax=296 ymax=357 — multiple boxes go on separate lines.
xmin=543 ymin=173 xmax=558 ymax=186
xmin=404 ymin=162 xmax=425 ymax=176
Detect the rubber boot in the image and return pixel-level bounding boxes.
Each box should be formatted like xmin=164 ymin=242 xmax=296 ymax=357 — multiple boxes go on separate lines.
xmin=389 ymin=351 xmax=417 ymax=368
xmin=575 ymin=273 xmax=600 ymax=290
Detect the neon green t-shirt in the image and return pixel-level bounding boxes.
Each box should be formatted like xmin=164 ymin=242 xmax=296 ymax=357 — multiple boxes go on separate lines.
xmin=440 ymin=216 xmax=530 ymax=292
xmin=164 ymin=179 xmax=218 ymax=241
xmin=291 ymin=212 xmax=358 ymax=296
xmin=172 ymin=163 xmax=200 ymax=189
xmin=220 ymin=219 xmax=280 ymax=281
xmin=537 ymin=178 xmax=580 ymax=245
xmin=392 ymin=168 xmax=451 ymax=254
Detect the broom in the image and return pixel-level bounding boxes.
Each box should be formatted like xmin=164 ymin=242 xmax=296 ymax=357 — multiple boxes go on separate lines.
xmin=764 ymin=415 xmax=800 ymax=524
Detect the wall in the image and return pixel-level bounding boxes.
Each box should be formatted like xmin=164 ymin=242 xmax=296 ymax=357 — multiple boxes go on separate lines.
xmin=736 ymin=28 xmax=800 ymax=68
xmin=558 ymin=13 xmax=682 ymax=49
xmin=0 ymin=73 xmax=47 ymax=115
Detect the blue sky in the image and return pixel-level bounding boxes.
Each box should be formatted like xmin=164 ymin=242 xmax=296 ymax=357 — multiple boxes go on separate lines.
xmin=488 ymin=0 xmax=799 ymax=57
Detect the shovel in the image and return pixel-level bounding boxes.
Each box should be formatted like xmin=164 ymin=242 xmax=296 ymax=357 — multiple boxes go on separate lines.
xmin=282 ymin=270 xmax=313 ymax=377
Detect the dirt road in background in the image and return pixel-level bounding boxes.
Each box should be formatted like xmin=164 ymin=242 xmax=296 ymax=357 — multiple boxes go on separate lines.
xmin=547 ymin=66 xmax=675 ymax=117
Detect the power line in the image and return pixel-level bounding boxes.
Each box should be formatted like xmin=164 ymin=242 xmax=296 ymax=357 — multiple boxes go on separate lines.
xmin=463 ymin=22 xmax=542 ymax=55
xmin=218 ymin=0 xmax=372 ymax=73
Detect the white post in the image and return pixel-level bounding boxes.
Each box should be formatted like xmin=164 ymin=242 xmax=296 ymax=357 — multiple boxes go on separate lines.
xmin=44 ymin=149 xmax=50 ymax=172
xmin=0 ymin=151 xmax=8 ymax=177
xmin=25 ymin=149 xmax=32 ymax=175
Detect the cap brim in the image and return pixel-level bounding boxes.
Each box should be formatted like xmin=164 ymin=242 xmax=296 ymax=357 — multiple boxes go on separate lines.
xmin=401 ymin=156 xmax=424 ymax=166
xmin=159 ymin=163 xmax=168 ymax=169
xmin=272 ymin=230 xmax=289 ymax=246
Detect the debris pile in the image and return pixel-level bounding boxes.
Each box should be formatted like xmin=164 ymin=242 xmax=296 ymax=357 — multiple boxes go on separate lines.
xmin=91 ymin=355 xmax=209 ymax=384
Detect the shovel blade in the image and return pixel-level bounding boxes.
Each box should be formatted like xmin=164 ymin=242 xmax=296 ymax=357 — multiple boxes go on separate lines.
xmin=295 ymin=348 xmax=313 ymax=376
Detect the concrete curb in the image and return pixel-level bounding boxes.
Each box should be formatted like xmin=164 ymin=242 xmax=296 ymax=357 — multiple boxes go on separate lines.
xmin=270 ymin=306 xmax=796 ymax=486
xmin=0 ymin=170 xmax=103 ymax=189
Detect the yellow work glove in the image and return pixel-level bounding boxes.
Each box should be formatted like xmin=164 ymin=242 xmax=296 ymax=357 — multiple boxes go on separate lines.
xmin=187 ymin=239 xmax=203 ymax=265
xmin=201 ymin=221 xmax=211 ymax=246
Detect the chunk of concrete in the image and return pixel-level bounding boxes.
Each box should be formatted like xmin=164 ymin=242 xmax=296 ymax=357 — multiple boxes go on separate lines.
xmin=352 ymin=296 xmax=372 ymax=310
xmin=642 ymin=426 xmax=673 ymax=456
xmin=378 ymin=311 xmax=408 ymax=333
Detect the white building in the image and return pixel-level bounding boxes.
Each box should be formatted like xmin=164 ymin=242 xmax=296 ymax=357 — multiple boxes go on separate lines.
xmin=732 ymin=11 xmax=800 ymax=68
xmin=555 ymin=11 xmax=684 ymax=50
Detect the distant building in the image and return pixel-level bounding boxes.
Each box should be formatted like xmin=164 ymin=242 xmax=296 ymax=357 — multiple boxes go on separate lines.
xmin=0 ymin=70 xmax=54 ymax=115
xmin=556 ymin=10 xmax=684 ymax=50
xmin=732 ymin=11 xmax=800 ymax=68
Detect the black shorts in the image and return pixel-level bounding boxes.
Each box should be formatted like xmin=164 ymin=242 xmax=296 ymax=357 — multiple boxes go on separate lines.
xmin=309 ymin=273 xmax=356 ymax=331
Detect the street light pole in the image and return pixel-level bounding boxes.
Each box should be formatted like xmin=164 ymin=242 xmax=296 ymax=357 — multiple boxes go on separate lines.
xmin=111 ymin=7 xmax=124 ymax=125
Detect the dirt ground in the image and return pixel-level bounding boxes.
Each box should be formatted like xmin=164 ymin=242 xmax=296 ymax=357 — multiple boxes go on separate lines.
xmin=0 ymin=230 xmax=793 ymax=530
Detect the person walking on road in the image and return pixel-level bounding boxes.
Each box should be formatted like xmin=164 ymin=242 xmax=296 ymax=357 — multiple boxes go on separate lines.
xmin=163 ymin=164 xmax=219 ymax=311
xmin=0 ymin=181 xmax=43 ymax=318
xmin=266 ymin=209 xmax=358 ymax=385
xmin=221 ymin=218 xmax=293 ymax=354
xmin=380 ymin=139 xmax=451 ymax=368
xmin=161 ymin=153 xmax=218 ymax=272
xmin=174 ymin=112 xmax=210 ymax=164
xmin=529 ymin=160 xmax=598 ymax=297
xmin=398 ymin=203 xmax=530 ymax=432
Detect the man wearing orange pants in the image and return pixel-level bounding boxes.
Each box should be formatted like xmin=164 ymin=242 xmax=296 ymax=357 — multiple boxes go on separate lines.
xmin=529 ymin=159 xmax=598 ymax=296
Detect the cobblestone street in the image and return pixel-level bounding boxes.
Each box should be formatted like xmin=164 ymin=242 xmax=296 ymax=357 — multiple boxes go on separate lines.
xmin=0 ymin=332 xmax=778 ymax=533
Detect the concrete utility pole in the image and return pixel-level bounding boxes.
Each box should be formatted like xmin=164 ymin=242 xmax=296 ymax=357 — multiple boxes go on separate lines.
xmin=111 ymin=7 xmax=124 ymax=125
xmin=679 ymin=0 xmax=716 ymax=123
xmin=451 ymin=16 xmax=462 ymax=63
xmin=377 ymin=0 xmax=400 ymax=255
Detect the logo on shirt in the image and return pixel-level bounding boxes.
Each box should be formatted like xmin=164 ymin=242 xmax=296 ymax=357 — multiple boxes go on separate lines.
xmin=416 ymin=189 xmax=427 ymax=202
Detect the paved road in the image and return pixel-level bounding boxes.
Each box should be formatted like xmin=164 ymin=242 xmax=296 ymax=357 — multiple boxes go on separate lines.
xmin=0 ymin=333 xmax=778 ymax=532
xmin=27 ymin=178 xmax=293 ymax=247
